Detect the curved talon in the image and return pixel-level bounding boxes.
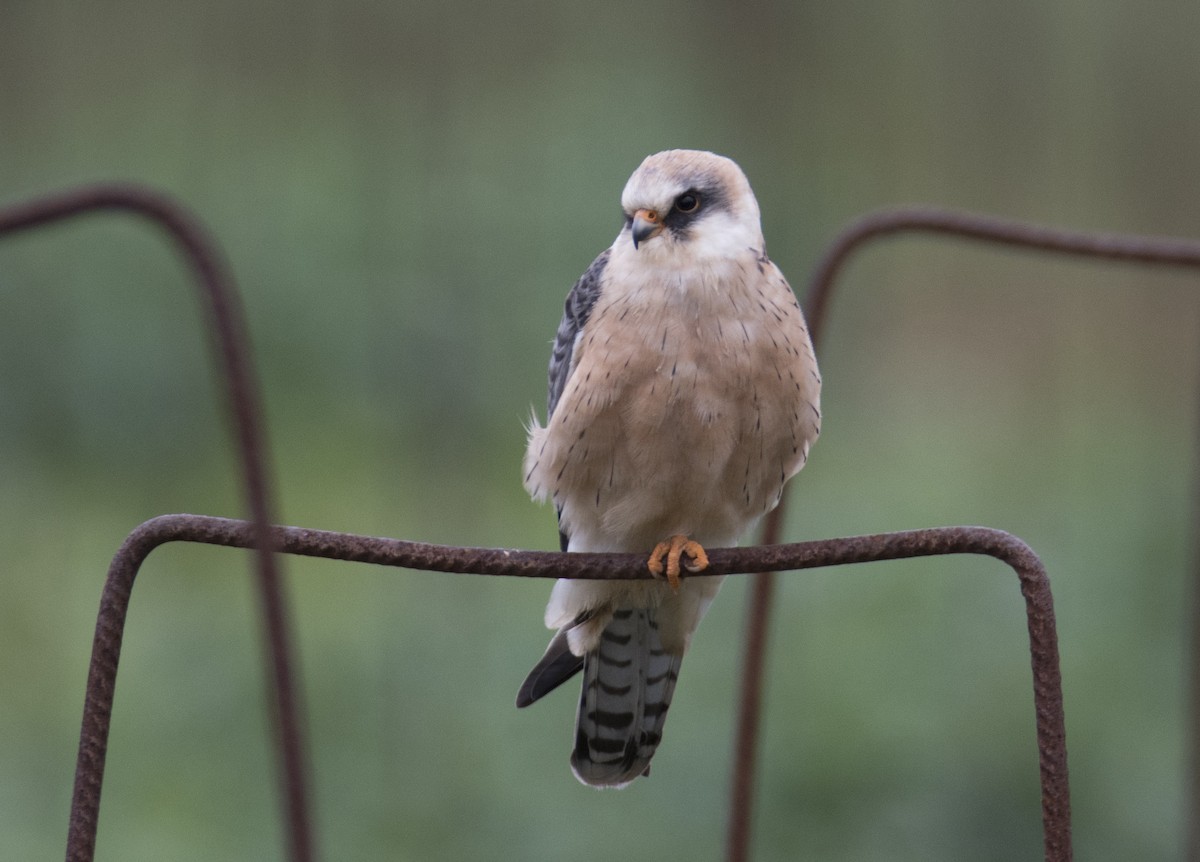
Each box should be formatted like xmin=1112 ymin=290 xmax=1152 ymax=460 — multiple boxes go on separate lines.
xmin=647 ymin=535 xmax=709 ymax=592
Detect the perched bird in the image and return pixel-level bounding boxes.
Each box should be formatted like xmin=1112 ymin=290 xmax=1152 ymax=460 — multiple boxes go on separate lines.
xmin=518 ymin=149 xmax=821 ymax=787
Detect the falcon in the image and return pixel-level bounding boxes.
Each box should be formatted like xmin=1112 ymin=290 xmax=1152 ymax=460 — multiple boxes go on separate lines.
xmin=517 ymin=149 xmax=821 ymax=787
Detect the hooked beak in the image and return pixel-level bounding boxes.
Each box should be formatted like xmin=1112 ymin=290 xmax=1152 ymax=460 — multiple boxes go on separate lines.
xmin=631 ymin=208 xmax=664 ymax=249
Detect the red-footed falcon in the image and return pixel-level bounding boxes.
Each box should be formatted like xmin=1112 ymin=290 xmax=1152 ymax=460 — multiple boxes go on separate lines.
xmin=517 ymin=149 xmax=822 ymax=787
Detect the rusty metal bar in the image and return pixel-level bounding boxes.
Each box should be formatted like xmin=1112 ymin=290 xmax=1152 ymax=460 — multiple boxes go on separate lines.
xmin=0 ymin=187 xmax=312 ymax=862
xmin=805 ymin=206 xmax=1200 ymax=339
xmin=76 ymin=514 xmax=1069 ymax=860
xmin=1191 ymin=341 xmax=1200 ymax=862
xmin=731 ymin=206 xmax=1200 ymax=862
xmin=726 ymin=558 xmax=775 ymax=862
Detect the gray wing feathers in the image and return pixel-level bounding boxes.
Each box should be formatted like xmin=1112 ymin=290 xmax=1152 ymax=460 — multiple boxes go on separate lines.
xmin=515 ymin=627 xmax=584 ymax=708
xmin=570 ymin=608 xmax=682 ymax=787
xmin=547 ymin=248 xmax=609 ymax=418
xmin=547 ymin=248 xmax=609 ymax=551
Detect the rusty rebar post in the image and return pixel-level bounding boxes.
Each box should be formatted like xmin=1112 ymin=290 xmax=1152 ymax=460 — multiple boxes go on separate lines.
xmin=805 ymin=206 xmax=1200 ymax=338
xmin=726 ymin=555 xmax=775 ymax=862
xmin=1191 ymin=341 xmax=1200 ymax=862
xmin=0 ymin=187 xmax=312 ymax=862
xmin=731 ymin=206 xmax=1200 ymax=862
xmin=78 ymin=514 xmax=1070 ymax=860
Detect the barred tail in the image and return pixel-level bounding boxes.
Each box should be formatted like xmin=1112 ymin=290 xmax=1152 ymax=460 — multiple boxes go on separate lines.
xmin=570 ymin=607 xmax=682 ymax=788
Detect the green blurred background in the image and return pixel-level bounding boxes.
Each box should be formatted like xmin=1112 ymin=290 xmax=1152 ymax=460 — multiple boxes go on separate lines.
xmin=1 ymin=1 xmax=1196 ymax=859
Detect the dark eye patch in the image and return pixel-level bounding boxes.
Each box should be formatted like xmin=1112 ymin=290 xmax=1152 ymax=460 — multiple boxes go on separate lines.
xmin=663 ymin=184 xmax=721 ymax=237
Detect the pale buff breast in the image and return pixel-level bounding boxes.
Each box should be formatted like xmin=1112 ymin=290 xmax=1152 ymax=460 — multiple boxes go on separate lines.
xmin=524 ymin=251 xmax=820 ymax=555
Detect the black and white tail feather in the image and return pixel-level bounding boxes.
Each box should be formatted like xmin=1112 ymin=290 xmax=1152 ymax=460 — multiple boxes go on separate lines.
xmin=517 ymin=607 xmax=681 ymax=787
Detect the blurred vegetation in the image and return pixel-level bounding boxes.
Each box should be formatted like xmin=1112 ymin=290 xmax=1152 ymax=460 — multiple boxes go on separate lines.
xmin=1 ymin=0 xmax=1197 ymax=859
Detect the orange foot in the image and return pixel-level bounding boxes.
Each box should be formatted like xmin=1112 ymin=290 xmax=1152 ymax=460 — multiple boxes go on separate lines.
xmin=647 ymin=535 xmax=710 ymax=592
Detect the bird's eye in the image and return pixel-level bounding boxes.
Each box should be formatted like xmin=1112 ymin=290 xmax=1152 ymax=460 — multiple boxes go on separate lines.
xmin=675 ymin=192 xmax=701 ymax=214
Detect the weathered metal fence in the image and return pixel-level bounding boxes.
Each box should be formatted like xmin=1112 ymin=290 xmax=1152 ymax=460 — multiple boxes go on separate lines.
xmin=4 ymin=184 xmax=1200 ymax=861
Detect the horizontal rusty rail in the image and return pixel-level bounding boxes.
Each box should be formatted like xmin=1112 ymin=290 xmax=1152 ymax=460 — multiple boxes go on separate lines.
xmin=72 ymin=514 xmax=1069 ymax=861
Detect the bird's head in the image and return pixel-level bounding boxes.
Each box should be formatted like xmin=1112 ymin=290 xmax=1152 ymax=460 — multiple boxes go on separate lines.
xmin=618 ymin=150 xmax=765 ymax=261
